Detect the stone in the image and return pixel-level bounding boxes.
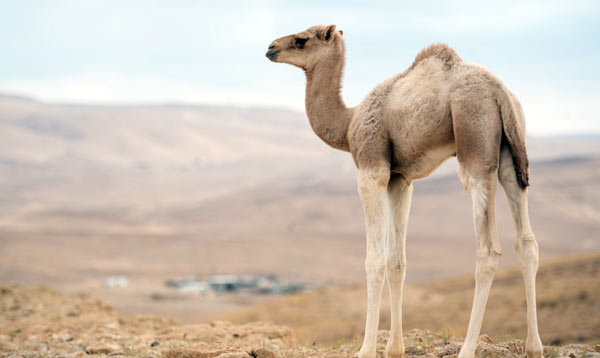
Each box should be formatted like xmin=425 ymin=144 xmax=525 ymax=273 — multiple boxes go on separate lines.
xmin=479 ymin=334 xmax=494 ymax=344
xmin=218 ymin=353 xmax=250 ymax=358
xmin=248 ymin=348 xmax=275 ymax=358
xmin=163 ymin=349 xmax=226 ymax=358
xmin=85 ymin=343 xmax=122 ymax=355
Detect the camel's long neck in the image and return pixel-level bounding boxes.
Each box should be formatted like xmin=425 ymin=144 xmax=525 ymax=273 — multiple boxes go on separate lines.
xmin=304 ymin=44 xmax=353 ymax=152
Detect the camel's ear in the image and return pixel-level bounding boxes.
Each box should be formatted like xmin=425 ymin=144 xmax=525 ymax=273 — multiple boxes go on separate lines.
xmin=338 ymin=29 xmax=343 ymax=37
xmin=322 ymin=24 xmax=337 ymax=42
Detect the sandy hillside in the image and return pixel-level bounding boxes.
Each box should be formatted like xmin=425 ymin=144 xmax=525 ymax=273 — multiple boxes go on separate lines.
xmin=2 ymin=284 xmax=599 ymax=358
xmin=1 ymin=93 xmax=599 ymax=323
xmin=226 ymin=254 xmax=600 ymax=346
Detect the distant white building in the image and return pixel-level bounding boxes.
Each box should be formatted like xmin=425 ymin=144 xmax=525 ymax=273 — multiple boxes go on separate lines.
xmin=104 ymin=275 xmax=128 ymax=288
xmin=177 ymin=280 xmax=208 ymax=295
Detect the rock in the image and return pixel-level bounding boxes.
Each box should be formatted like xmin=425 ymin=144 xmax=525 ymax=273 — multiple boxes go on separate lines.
xmin=568 ymin=352 xmax=576 ymax=358
xmin=476 ymin=344 xmax=516 ymax=358
xmin=0 ymin=340 xmax=17 ymax=352
xmin=479 ymin=334 xmax=494 ymax=344
xmin=218 ymin=353 xmax=250 ymax=358
xmin=26 ymin=334 xmax=39 ymax=341
xmin=406 ymin=345 xmax=427 ymax=355
xmin=437 ymin=343 xmax=461 ymax=357
xmin=150 ymin=340 xmax=160 ymax=347
xmin=51 ymin=332 xmax=72 ymax=341
xmin=248 ymin=348 xmax=275 ymax=358
xmin=505 ymin=341 xmax=524 ymax=355
xmin=595 ymin=345 xmax=600 ymax=353
xmin=163 ymin=349 xmax=226 ymax=358
xmin=85 ymin=343 xmax=122 ymax=355
xmin=104 ymin=322 xmax=120 ymax=330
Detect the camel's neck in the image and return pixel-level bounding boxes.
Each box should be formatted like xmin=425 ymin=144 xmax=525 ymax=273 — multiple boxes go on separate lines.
xmin=304 ymin=44 xmax=353 ymax=152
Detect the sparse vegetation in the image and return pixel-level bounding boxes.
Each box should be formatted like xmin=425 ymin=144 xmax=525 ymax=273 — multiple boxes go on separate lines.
xmin=441 ymin=329 xmax=451 ymax=346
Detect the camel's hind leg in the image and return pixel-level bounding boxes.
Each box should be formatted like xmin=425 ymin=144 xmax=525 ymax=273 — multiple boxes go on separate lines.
xmin=498 ymin=145 xmax=543 ymax=358
xmin=385 ymin=175 xmax=413 ymax=358
xmin=452 ymin=100 xmax=503 ymax=358
xmin=457 ymin=166 xmax=502 ymax=358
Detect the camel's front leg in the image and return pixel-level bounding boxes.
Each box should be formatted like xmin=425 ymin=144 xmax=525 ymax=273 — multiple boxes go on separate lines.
xmin=386 ymin=176 xmax=413 ymax=358
xmin=357 ymin=166 xmax=390 ymax=358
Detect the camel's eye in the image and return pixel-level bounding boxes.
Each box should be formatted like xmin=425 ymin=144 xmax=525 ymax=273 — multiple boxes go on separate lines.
xmin=294 ymin=37 xmax=308 ymax=49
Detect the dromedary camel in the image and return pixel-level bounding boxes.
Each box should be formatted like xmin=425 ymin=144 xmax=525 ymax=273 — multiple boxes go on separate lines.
xmin=265 ymin=25 xmax=542 ymax=358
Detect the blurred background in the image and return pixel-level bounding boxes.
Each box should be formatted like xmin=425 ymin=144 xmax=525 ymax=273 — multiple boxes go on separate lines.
xmin=0 ymin=0 xmax=598 ymax=347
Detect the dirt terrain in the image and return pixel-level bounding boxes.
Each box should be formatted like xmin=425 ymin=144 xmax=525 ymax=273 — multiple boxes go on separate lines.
xmin=227 ymin=255 xmax=600 ymax=346
xmin=1 ymin=283 xmax=599 ymax=358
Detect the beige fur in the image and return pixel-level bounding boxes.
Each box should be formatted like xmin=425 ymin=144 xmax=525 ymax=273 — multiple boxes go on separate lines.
xmin=266 ymin=25 xmax=541 ymax=358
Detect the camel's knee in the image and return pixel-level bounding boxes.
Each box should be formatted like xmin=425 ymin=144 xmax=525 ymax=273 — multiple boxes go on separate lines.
xmin=517 ymin=233 xmax=539 ymax=268
xmin=365 ymin=256 xmax=386 ymax=281
xmin=475 ymin=249 xmax=500 ymax=279
xmin=385 ymin=255 xmax=406 ymax=278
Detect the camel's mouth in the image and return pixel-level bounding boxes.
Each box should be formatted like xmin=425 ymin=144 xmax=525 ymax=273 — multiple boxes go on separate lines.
xmin=265 ymin=49 xmax=281 ymax=62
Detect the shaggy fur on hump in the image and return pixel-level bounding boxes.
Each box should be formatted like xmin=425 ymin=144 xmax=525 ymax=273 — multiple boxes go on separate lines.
xmin=410 ymin=43 xmax=462 ymax=70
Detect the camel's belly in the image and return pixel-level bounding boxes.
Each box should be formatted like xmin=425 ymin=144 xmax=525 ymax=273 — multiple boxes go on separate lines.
xmin=392 ymin=142 xmax=456 ymax=180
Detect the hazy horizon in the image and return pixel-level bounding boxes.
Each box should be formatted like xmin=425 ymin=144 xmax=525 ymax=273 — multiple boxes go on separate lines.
xmin=2 ymin=1 xmax=600 ymax=137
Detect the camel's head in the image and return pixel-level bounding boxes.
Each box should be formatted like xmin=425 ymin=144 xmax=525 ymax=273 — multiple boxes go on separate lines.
xmin=265 ymin=24 xmax=343 ymax=70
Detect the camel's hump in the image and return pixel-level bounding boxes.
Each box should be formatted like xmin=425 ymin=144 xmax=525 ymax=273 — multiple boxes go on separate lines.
xmin=411 ymin=43 xmax=462 ymax=70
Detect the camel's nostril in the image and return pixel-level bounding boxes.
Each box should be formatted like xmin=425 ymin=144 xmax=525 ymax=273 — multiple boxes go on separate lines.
xmin=268 ymin=44 xmax=276 ymax=50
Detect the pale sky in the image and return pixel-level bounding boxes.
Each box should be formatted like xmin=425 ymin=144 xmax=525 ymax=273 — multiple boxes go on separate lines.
xmin=1 ymin=0 xmax=599 ymax=136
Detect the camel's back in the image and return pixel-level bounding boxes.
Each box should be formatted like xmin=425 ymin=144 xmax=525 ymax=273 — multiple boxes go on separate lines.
xmin=380 ymin=45 xmax=510 ymax=179
xmin=380 ymin=44 xmax=463 ymax=178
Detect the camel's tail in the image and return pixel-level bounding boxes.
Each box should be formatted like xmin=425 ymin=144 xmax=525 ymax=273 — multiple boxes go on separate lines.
xmin=496 ymin=88 xmax=530 ymax=188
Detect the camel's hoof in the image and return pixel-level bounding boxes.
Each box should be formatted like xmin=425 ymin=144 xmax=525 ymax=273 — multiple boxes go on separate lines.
xmin=457 ymin=350 xmax=475 ymax=358
xmin=385 ymin=338 xmax=404 ymax=358
xmin=526 ymin=337 xmax=543 ymax=358
xmin=526 ymin=348 xmax=543 ymax=358
xmin=357 ymin=348 xmax=376 ymax=358
xmin=385 ymin=351 xmax=404 ymax=358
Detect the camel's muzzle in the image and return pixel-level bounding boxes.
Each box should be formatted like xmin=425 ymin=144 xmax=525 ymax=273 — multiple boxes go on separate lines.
xmin=265 ymin=49 xmax=281 ymax=61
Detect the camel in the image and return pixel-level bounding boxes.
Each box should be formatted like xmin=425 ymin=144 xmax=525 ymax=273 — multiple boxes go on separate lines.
xmin=265 ymin=25 xmax=542 ymax=358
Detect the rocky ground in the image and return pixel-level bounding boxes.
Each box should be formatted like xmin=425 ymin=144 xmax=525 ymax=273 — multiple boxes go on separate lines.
xmin=1 ymin=284 xmax=600 ymax=358
xmin=226 ymin=255 xmax=600 ymax=346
